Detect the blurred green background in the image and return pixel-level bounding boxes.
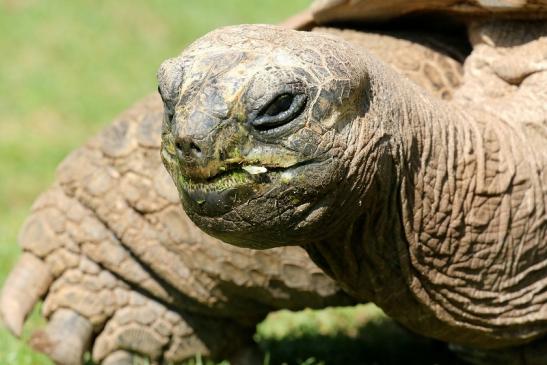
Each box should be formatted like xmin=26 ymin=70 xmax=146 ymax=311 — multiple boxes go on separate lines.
xmin=0 ymin=1 xmax=462 ymax=364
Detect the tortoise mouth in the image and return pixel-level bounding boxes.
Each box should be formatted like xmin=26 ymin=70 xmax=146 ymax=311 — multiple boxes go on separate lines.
xmin=179 ymin=160 xmax=316 ymax=217
xmin=181 ymin=160 xmax=314 ymax=192
xmin=180 ymin=166 xmax=264 ymax=194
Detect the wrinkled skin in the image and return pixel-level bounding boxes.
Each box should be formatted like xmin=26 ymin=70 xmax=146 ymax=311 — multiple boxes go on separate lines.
xmin=159 ymin=22 xmax=547 ymax=363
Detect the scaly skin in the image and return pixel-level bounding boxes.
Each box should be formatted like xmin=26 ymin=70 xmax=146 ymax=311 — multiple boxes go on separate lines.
xmin=0 ymin=28 xmax=466 ymax=365
xmin=159 ymin=21 xmax=546 ymax=363
xmin=0 ymin=94 xmax=352 ymax=365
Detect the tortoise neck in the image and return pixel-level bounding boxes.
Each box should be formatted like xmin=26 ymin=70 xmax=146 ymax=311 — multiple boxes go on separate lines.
xmin=305 ymin=55 xmax=518 ymax=344
xmin=369 ymin=52 xmax=546 ymax=346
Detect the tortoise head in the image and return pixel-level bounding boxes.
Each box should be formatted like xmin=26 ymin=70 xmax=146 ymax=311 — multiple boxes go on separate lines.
xmin=158 ymin=25 xmax=381 ymax=249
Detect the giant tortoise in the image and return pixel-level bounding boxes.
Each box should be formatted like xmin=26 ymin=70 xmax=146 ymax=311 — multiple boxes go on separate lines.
xmin=2 ymin=0 xmax=547 ymax=364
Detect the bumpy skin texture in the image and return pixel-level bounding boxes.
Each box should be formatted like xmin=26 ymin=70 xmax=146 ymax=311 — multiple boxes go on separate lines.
xmin=0 ymin=28 xmax=466 ymax=365
xmin=158 ymin=21 xmax=546 ymax=364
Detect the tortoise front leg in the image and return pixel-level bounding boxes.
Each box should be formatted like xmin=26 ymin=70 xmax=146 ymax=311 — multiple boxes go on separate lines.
xmin=1 ymin=186 xmax=349 ymax=364
xmin=2 ymin=238 xmax=255 ymax=365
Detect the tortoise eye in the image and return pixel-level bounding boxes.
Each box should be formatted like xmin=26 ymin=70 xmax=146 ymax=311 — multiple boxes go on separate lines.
xmin=263 ymin=94 xmax=294 ymax=117
xmin=252 ymin=93 xmax=306 ymax=131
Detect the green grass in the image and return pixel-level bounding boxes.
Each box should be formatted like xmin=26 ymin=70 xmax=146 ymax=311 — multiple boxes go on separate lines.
xmin=0 ymin=1 xmax=463 ymax=364
xmin=256 ymin=304 xmax=463 ymax=365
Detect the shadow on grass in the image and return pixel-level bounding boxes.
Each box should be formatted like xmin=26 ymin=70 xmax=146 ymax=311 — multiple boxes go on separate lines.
xmin=256 ymin=305 xmax=464 ymax=365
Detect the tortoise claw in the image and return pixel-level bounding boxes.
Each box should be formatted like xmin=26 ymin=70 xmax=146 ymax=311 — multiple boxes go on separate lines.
xmin=29 ymin=308 xmax=93 ymax=365
xmin=0 ymin=253 xmax=52 ymax=337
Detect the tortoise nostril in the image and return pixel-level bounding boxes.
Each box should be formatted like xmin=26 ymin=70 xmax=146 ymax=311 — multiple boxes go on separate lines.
xmin=175 ymin=136 xmax=203 ymax=159
xmin=175 ymin=140 xmax=185 ymax=154
xmin=189 ymin=141 xmax=201 ymax=154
